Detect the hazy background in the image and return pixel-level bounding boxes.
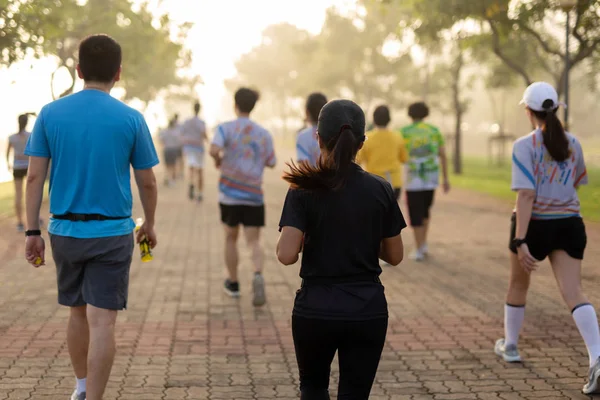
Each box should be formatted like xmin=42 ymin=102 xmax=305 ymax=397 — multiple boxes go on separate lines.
xmin=2 ymin=0 xmax=600 ymax=183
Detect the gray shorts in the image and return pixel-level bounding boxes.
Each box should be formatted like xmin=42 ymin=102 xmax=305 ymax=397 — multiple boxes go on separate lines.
xmin=50 ymin=234 xmax=134 ymax=310
xmin=164 ymin=147 xmax=179 ymax=166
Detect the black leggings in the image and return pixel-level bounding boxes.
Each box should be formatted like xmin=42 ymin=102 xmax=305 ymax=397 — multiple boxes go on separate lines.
xmin=292 ymin=315 xmax=388 ymax=400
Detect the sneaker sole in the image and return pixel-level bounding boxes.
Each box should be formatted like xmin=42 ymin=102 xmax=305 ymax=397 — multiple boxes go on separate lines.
xmin=252 ymin=279 xmax=266 ymax=307
xmin=223 ymin=287 xmax=240 ymax=298
xmin=494 ymin=347 xmax=522 ymax=363
xmin=583 ymin=366 xmax=600 ymax=394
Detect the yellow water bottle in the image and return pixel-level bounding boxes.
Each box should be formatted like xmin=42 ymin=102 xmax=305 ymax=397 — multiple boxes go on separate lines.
xmin=135 ymin=218 xmax=153 ymax=262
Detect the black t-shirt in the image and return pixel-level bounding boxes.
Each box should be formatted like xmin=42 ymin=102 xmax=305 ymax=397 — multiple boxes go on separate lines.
xmin=279 ymin=164 xmax=406 ymax=320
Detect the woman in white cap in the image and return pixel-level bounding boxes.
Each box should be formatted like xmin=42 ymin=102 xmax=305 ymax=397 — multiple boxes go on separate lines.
xmin=494 ymin=82 xmax=600 ymax=394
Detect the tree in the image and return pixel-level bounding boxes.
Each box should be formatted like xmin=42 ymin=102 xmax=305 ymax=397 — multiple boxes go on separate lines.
xmin=227 ymin=1 xmax=422 ymax=131
xmin=2 ymin=0 xmax=193 ymax=103
xmin=225 ymin=23 xmax=312 ymax=133
xmin=0 ymin=0 xmax=55 ymax=65
xmin=300 ymin=3 xmax=417 ymax=112
xmin=404 ymin=0 xmax=600 ymax=98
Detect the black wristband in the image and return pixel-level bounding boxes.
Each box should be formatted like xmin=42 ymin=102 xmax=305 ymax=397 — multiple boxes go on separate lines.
xmin=512 ymin=238 xmax=526 ymax=248
xmin=25 ymin=230 xmax=42 ymax=237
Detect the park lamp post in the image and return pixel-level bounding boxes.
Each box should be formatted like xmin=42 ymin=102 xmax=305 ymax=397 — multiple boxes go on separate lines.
xmin=558 ymin=0 xmax=577 ymax=129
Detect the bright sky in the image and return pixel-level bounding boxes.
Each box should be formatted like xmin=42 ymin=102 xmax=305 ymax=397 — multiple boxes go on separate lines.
xmin=0 ymin=0 xmax=355 ymax=181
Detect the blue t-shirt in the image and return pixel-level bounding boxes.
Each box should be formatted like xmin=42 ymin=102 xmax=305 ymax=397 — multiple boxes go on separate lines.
xmin=212 ymin=117 xmax=276 ymax=206
xmin=25 ymin=89 xmax=159 ymax=239
xmin=296 ymin=125 xmax=320 ymax=166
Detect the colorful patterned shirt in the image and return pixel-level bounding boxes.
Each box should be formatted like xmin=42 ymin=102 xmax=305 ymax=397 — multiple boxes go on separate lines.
xmin=212 ymin=117 xmax=276 ymax=206
xmin=400 ymin=122 xmax=445 ymax=191
xmin=512 ymin=129 xmax=587 ymax=219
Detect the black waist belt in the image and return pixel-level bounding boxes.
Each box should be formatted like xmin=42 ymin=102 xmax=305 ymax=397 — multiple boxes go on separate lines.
xmin=301 ymin=274 xmax=381 ymax=287
xmin=52 ymin=213 xmax=130 ymax=222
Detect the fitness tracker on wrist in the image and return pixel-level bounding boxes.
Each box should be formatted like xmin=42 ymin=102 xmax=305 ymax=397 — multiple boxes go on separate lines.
xmin=512 ymin=238 xmax=526 ymax=248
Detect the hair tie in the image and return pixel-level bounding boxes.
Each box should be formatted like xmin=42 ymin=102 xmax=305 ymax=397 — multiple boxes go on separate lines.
xmin=339 ymin=124 xmax=352 ymax=134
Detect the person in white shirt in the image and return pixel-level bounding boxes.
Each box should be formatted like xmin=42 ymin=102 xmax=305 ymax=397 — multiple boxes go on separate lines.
xmin=6 ymin=114 xmax=31 ymax=232
xmin=181 ymin=102 xmax=207 ymax=201
xmin=159 ymin=116 xmax=181 ymax=187
xmin=495 ymin=82 xmax=600 ymax=395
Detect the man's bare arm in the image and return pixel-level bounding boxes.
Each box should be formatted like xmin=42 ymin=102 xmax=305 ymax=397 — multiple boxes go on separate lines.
xmin=6 ymin=143 xmax=11 ymax=170
xmin=134 ymin=168 xmax=158 ymax=227
xmin=26 ymin=156 xmax=50 ymax=230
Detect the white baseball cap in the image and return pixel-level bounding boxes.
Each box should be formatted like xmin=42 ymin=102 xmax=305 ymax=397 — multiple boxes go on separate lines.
xmin=519 ymin=82 xmax=565 ymax=112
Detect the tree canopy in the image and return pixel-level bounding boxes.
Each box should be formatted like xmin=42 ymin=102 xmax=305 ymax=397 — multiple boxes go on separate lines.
xmin=1 ymin=0 xmax=193 ymax=103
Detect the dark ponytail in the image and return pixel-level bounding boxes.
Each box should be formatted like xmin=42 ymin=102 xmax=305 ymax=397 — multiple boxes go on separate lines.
xmin=532 ymin=99 xmax=569 ymax=162
xmin=283 ymin=127 xmax=360 ymax=191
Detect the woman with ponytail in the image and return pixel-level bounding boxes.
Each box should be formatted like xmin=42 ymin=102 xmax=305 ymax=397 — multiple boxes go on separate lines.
xmin=277 ymin=99 xmax=406 ymax=399
xmin=496 ymin=82 xmax=600 ymax=394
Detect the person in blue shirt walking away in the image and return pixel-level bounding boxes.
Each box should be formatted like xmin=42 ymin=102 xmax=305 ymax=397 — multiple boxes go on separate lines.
xmin=181 ymin=101 xmax=207 ymax=201
xmin=24 ymin=34 xmax=159 ymax=400
xmin=210 ymin=87 xmax=276 ymax=306
xmin=6 ymin=113 xmax=31 ymax=232
xmin=296 ymin=92 xmax=327 ymax=166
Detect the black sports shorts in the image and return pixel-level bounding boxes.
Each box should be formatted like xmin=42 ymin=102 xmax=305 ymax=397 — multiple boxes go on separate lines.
xmin=509 ymin=214 xmax=586 ymax=260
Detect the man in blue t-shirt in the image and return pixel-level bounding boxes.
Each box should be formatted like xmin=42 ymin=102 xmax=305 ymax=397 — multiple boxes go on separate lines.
xmin=24 ymin=34 xmax=159 ymax=400
xmin=210 ymin=87 xmax=276 ymax=306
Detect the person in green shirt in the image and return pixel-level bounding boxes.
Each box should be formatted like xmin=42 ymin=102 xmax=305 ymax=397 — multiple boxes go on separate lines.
xmin=400 ymin=102 xmax=450 ymax=261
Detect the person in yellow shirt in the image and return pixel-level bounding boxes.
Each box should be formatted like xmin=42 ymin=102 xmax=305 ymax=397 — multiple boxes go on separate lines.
xmin=357 ymin=105 xmax=408 ymax=200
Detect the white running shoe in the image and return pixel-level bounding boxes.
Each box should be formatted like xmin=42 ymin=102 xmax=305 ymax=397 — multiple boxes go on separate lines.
xmin=421 ymin=243 xmax=429 ymax=255
xmin=494 ymin=338 xmax=522 ymax=363
xmin=252 ymin=273 xmax=266 ymax=307
xmin=411 ymin=249 xmax=425 ymax=262
xmin=583 ymin=356 xmax=600 ymax=394
xmin=70 ymin=389 xmax=86 ymax=400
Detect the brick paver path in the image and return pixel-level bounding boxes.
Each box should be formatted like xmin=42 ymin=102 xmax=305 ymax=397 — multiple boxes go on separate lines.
xmin=1 ymin=162 xmax=600 ymax=399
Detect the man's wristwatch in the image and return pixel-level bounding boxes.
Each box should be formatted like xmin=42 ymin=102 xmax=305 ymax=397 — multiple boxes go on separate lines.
xmin=512 ymin=238 xmax=526 ymax=249
xmin=25 ymin=230 xmax=42 ymax=237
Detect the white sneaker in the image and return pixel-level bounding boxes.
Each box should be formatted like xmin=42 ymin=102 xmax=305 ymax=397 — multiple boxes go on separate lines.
xmin=494 ymin=338 xmax=522 ymax=363
xmin=421 ymin=243 xmax=429 ymax=255
xmin=583 ymin=356 xmax=600 ymax=394
xmin=252 ymin=273 xmax=266 ymax=307
xmin=411 ymin=249 xmax=425 ymax=262
xmin=70 ymin=389 xmax=86 ymax=400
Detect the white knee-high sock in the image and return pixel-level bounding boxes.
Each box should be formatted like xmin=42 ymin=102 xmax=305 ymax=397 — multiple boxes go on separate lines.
xmin=505 ymin=304 xmax=525 ymax=347
xmin=572 ymin=303 xmax=600 ymax=367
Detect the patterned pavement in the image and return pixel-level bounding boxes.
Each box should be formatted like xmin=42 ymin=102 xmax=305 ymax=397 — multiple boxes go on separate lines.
xmin=1 ymin=163 xmax=600 ymax=399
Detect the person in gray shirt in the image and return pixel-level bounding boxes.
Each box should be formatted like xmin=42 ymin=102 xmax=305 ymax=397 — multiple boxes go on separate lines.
xmin=494 ymin=82 xmax=600 ymax=395
xmin=6 ymin=113 xmax=31 ymax=231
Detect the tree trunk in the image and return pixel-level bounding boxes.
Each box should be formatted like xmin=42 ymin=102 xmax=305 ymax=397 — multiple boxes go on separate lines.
xmin=58 ymin=66 xmax=77 ymax=98
xmin=451 ymin=49 xmax=464 ymax=175
xmin=453 ymin=108 xmax=462 ymax=175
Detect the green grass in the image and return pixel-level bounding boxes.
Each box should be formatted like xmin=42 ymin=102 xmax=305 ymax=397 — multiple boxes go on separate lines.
xmin=452 ymin=157 xmax=600 ymax=222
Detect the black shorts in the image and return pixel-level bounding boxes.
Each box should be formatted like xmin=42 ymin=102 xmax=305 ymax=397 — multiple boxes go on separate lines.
xmin=220 ymin=204 xmax=265 ymax=227
xmin=176 ymin=147 xmax=183 ymax=159
xmin=50 ymin=234 xmax=134 ymax=310
xmin=13 ymin=168 xmax=27 ymax=179
xmin=393 ymin=188 xmax=401 ymax=201
xmin=406 ymin=190 xmax=435 ymax=227
xmin=509 ymin=214 xmax=587 ymax=260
